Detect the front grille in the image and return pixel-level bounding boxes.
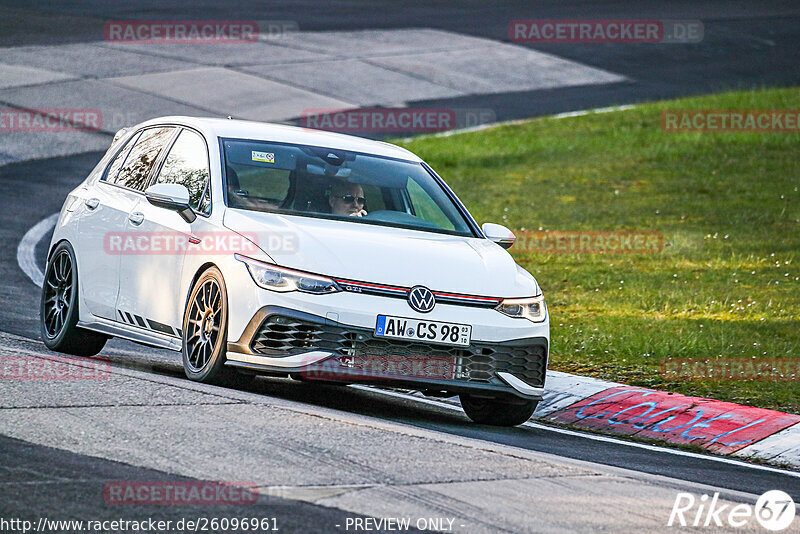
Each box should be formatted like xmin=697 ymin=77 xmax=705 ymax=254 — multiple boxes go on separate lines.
xmin=331 ymin=277 xmax=503 ymax=309
xmin=252 ymin=314 xmax=546 ymax=386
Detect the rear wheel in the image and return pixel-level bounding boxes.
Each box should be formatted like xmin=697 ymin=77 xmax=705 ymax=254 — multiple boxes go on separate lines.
xmin=459 ymin=394 xmax=538 ymax=426
xmin=182 ymin=267 xmax=248 ymax=386
xmin=40 ymin=242 xmax=107 ymax=356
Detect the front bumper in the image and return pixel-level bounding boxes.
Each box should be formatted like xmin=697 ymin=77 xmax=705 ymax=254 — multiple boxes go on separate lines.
xmin=227 ymin=306 xmax=548 ymax=401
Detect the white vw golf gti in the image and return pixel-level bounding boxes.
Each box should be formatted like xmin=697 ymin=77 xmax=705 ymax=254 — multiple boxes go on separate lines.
xmin=42 ymin=117 xmax=549 ymax=426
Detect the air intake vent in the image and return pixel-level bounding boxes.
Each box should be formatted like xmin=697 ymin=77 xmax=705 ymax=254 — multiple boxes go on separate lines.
xmin=251 ymin=314 xmax=546 ymax=387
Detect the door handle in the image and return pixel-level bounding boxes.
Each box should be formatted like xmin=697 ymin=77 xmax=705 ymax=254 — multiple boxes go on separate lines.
xmin=128 ymin=212 xmax=144 ymax=225
xmin=85 ymin=198 xmax=99 ymax=210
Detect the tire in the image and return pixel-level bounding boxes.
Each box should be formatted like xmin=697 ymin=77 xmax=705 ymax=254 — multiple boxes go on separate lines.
xmin=40 ymin=242 xmax=107 ymax=356
xmin=459 ymin=394 xmax=538 ymax=426
xmin=181 ymin=266 xmax=245 ymax=386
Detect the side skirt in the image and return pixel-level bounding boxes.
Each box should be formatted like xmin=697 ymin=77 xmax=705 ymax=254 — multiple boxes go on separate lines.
xmin=78 ymin=317 xmax=182 ymax=351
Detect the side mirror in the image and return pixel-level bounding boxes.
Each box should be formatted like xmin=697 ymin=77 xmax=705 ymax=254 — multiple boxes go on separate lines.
xmin=482 ymin=222 xmax=516 ymax=249
xmin=145 ymin=183 xmax=196 ymax=223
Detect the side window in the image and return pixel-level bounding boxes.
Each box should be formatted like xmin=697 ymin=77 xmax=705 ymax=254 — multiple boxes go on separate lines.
xmin=114 ymin=127 xmax=175 ymax=191
xmin=235 ymin=168 xmax=290 ymax=200
xmin=155 ymin=129 xmax=211 ymax=213
xmin=406 ymin=178 xmax=455 ymax=230
xmin=104 ymin=131 xmax=141 ymax=183
xmin=362 ymin=184 xmax=385 ymax=212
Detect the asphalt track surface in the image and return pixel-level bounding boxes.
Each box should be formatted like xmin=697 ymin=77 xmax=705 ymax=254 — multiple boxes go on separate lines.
xmin=2 ymin=1 xmax=800 ymax=531
xmin=3 ymin=138 xmax=800 ymax=533
xmin=0 ymin=435 xmax=409 ymax=534
xmin=2 ymin=1 xmax=800 ymax=122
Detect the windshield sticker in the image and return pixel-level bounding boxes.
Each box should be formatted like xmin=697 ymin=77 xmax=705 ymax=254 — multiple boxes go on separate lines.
xmin=251 ymin=150 xmax=274 ymax=163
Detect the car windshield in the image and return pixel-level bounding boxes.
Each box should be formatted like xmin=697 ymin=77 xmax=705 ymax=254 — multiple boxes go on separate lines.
xmin=221 ymin=138 xmax=475 ymax=236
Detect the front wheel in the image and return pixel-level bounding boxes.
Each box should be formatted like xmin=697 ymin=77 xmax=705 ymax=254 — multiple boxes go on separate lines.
xmin=182 ymin=267 xmax=246 ymax=386
xmin=459 ymin=394 xmax=538 ymax=426
xmin=40 ymin=242 xmax=107 ymax=356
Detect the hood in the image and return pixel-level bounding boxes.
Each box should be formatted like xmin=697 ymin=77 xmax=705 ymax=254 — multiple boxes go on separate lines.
xmin=223 ymin=209 xmax=540 ymax=298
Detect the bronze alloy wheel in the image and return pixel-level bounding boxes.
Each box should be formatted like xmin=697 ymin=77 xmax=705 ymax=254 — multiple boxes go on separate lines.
xmin=181 ymin=266 xmax=248 ymax=386
xmin=185 ymin=277 xmax=223 ymax=372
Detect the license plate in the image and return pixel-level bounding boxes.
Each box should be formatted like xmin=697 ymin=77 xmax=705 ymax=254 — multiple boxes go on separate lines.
xmin=374 ymin=315 xmax=472 ymax=347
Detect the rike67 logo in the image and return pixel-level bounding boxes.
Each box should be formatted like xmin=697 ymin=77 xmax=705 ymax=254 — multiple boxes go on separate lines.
xmin=669 ymin=490 xmax=796 ymax=531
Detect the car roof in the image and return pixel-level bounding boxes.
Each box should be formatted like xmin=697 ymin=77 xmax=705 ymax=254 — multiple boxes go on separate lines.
xmin=132 ymin=116 xmax=423 ymax=162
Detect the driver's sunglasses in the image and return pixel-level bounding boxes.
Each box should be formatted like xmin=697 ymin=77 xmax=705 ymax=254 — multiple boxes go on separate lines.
xmin=338 ymin=194 xmax=366 ymax=205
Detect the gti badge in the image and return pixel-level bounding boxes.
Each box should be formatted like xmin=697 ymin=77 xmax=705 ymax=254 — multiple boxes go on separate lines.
xmin=408 ymin=285 xmax=435 ymax=313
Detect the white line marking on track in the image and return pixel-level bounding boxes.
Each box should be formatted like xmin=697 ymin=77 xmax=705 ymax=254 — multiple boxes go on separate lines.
xmin=350 ymin=385 xmax=800 ymax=479
xmin=402 ymin=104 xmax=638 ymax=141
xmin=17 ymin=212 xmax=59 ymax=288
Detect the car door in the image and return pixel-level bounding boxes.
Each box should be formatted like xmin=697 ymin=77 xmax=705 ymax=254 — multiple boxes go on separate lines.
xmin=75 ymin=126 xmax=176 ymax=321
xmin=73 ymin=129 xmax=140 ymax=320
xmin=115 ymin=128 xmax=212 ymax=337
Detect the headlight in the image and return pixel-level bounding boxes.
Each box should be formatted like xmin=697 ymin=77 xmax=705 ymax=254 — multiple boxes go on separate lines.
xmin=495 ymin=294 xmax=547 ymax=322
xmin=235 ymin=254 xmax=341 ymax=294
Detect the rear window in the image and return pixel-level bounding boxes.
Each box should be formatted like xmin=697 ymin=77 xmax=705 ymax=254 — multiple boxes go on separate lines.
xmin=104 ymin=131 xmax=140 ymax=183
xmin=113 ymin=127 xmax=175 ymax=191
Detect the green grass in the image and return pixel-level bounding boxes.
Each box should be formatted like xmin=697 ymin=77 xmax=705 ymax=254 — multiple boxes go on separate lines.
xmin=396 ymin=88 xmax=800 ymax=413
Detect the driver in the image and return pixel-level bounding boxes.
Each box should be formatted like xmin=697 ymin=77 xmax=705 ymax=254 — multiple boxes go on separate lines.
xmin=328 ymin=181 xmax=367 ymax=217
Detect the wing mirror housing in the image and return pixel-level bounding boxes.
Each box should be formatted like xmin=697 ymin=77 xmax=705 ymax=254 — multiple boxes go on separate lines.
xmin=145 ymin=183 xmax=196 ymax=223
xmin=482 ymin=222 xmax=516 ymax=249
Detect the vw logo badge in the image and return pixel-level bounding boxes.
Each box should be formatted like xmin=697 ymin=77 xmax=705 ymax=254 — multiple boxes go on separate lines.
xmin=408 ymin=286 xmax=435 ymax=313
